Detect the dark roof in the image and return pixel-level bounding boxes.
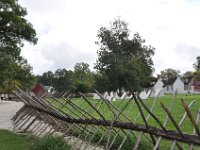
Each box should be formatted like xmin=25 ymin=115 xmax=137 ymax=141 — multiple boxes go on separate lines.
xmin=162 ymin=79 xmax=168 ymax=85
xmin=162 ymin=77 xmax=177 ymax=85
xmin=148 ymin=82 xmax=156 ymax=87
xmin=182 ymin=76 xmax=193 ymax=85
xmin=144 ymin=78 xmax=158 ymax=88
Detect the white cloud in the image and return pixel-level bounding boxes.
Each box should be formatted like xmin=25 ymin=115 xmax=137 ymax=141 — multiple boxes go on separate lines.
xmin=19 ymin=0 xmax=200 ymax=75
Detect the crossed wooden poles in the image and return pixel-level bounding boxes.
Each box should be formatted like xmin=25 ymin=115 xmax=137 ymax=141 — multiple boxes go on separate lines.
xmin=12 ymin=88 xmax=200 ymax=150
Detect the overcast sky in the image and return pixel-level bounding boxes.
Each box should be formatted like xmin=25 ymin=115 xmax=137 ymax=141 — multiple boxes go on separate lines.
xmin=18 ymin=0 xmax=200 ymax=75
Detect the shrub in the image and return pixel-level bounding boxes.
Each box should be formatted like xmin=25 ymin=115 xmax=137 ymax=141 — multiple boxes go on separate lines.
xmin=30 ymin=136 xmax=71 ymax=150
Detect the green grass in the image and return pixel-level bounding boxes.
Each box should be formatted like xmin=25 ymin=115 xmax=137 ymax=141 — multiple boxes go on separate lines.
xmin=53 ymin=94 xmax=200 ymax=132
xmin=0 ymin=129 xmax=71 ymax=150
xmin=0 ymin=129 xmax=33 ymax=150
xmin=48 ymin=94 xmax=200 ymax=149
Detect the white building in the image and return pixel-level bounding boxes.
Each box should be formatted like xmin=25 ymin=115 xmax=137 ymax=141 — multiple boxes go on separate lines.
xmin=163 ymin=77 xmax=185 ymax=93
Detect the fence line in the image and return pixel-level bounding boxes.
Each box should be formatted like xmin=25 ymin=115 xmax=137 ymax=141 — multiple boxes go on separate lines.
xmin=12 ymin=88 xmax=200 ymax=149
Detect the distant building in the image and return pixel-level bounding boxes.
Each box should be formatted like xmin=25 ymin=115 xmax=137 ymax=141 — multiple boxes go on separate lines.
xmin=32 ymin=83 xmax=53 ymax=98
xmin=139 ymin=78 xmax=164 ymax=99
xmin=182 ymin=76 xmax=194 ymax=91
xmin=150 ymin=78 xmax=165 ymax=97
xmin=182 ymin=75 xmax=200 ymax=93
xmin=193 ymin=81 xmax=200 ymax=92
xmin=163 ymin=77 xmax=185 ymax=93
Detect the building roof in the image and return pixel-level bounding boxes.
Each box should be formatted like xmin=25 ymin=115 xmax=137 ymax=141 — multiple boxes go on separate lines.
xmin=144 ymin=78 xmax=158 ymax=88
xmin=182 ymin=76 xmax=193 ymax=85
xmin=162 ymin=77 xmax=177 ymax=86
xmin=32 ymin=83 xmax=49 ymax=93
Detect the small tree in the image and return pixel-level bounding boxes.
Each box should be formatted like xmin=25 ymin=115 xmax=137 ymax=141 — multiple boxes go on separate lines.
xmin=95 ymin=18 xmax=155 ymax=93
xmin=73 ymin=62 xmax=93 ymax=93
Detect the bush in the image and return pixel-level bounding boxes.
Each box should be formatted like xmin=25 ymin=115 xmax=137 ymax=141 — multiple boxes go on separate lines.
xmin=30 ymin=136 xmax=71 ymax=150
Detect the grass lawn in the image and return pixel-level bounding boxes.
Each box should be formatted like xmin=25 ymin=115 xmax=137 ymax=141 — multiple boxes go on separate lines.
xmin=0 ymin=129 xmax=33 ymax=150
xmin=48 ymin=93 xmax=200 ymax=149
xmin=0 ymin=129 xmax=71 ymax=150
xmin=53 ymin=94 xmax=200 ymax=132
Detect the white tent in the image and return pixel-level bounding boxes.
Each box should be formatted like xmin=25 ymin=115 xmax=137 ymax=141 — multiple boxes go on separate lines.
xmin=103 ymin=92 xmax=109 ymax=99
xmin=114 ymin=92 xmax=120 ymax=100
xmin=93 ymin=93 xmax=101 ymax=100
xmin=139 ymin=90 xmax=150 ymax=99
xmin=107 ymin=91 xmax=116 ymax=101
xmin=120 ymin=92 xmax=127 ymax=99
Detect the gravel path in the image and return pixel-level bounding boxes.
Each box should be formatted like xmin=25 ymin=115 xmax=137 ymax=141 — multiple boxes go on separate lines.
xmin=0 ymin=101 xmax=24 ymax=130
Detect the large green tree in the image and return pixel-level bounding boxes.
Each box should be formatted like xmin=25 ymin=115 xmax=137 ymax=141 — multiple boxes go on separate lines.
xmin=95 ymin=18 xmax=155 ymax=92
xmin=0 ymin=0 xmax=37 ymax=92
xmin=0 ymin=0 xmax=37 ymax=60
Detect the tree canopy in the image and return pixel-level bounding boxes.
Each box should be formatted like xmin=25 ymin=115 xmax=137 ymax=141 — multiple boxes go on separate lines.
xmin=94 ymin=18 xmax=155 ymax=92
xmin=0 ymin=0 xmax=37 ymax=60
xmin=0 ymin=54 xmax=35 ymax=93
xmin=183 ymin=71 xmax=194 ymax=78
xmin=36 ymin=62 xmax=94 ymax=93
xmin=158 ymin=68 xmax=181 ymax=80
xmin=73 ymin=62 xmax=93 ymax=93
xmin=53 ymin=69 xmax=74 ymax=93
xmin=0 ymin=0 xmax=37 ymax=92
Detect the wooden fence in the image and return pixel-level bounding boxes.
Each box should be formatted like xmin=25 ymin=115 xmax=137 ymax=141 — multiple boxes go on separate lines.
xmin=12 ymin=87 xmax=200 ymax=150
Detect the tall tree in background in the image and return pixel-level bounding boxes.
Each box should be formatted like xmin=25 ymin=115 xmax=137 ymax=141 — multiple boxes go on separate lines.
xmin=37 ymin=71 xmax=54 ymax=86
xmin=95 ymin=18 xmax=155 ymax=92
xmin=73 ymin=62 xmax=93 ymax=93
xmin=74 ymin=62 xmax=91 ymax=81
xmin=53 ymin=69 xmax=74 ymax=93
xmin=36 ymin=63 xmax=94 ymax=94
xmin=193 ymin=56 xmax=200 ymax=71
xmin=182 ymin=71 xmax=193 ymax=78
xmin=0 ymin=0 xmax=37 ymax=92
xmin=158 ymin=68 xmax=181 ymax=80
